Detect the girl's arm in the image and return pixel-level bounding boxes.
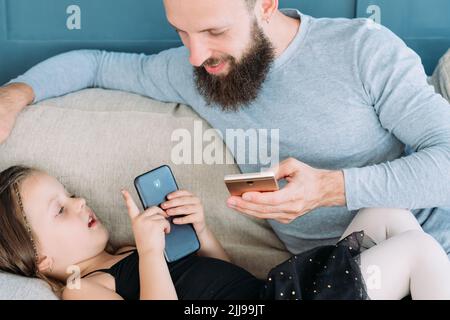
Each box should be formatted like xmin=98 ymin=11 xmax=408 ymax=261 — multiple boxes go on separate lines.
xmin=195 ymin=227 xmax=230 ymax=262
xmin=162 ymin=190 xmax=231 ymax=262
xmin=122 ymin=190 xmax=178 ymax=300
xmin=139 ymin=252 xmax=177 ymax=300
xmin=63 ymin=255 xmax=177 ymax=300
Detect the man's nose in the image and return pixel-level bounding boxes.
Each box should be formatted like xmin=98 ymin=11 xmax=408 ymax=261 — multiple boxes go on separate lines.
xmin=187 ymin=36 xmax=211 ymax=67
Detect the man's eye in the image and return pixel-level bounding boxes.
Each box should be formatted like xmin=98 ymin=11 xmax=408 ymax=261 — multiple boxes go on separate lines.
xmin=209 ymin=30 xmax=225 ymax=36
xmin=70 ymin=194 xmax=76 ymax=199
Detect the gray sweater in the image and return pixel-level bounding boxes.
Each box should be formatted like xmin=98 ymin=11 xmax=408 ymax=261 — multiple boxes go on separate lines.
xmin=9 ymin=9 xmax=450 ymax=253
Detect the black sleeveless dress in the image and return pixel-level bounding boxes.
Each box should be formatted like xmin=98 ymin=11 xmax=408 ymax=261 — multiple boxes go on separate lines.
xmin=82 ymin=231 xmax=372 ymax=300
xmin=82 ymin=250 xmax=264 ymax=300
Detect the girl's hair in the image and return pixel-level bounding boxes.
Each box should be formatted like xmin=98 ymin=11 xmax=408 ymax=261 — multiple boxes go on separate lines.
xmin=0 ymin=166 xmax=64 ymax=295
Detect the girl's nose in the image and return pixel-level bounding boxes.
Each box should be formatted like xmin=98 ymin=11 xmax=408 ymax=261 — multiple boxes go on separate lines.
xmin=78 ymin=197 xmax=86 ymax=209
xmin=73 ymin=197 xmax=86 ymax=212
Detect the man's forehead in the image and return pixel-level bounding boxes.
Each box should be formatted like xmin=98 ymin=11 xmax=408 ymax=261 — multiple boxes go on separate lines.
xmin=164 ymin=0 xmax=249 ymax=27
xmin=163 ymin=0 xmax=246 ymax=11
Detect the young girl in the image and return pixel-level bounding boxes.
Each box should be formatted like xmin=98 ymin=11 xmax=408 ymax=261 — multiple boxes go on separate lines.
xmin=0 ymin=165 xmax=449 ymax=300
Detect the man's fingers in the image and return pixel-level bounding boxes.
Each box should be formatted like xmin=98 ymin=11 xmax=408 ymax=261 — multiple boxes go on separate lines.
xmin=233 ymin=207 xmax=296 ymax=224
xmin=121 ymin=190 xmax=140 ymax=219
xmin=230 ymin=205 xmax=287 ymax=221
xmin=228 ymin=197 xmax=282 ymax=214
xmin=228 ymin=183 xmax=298 ymax=207
xmin=271 ymin=158 xmax=300 ymax=180
xmin=241 ymin=184 xmax=297 ymax=205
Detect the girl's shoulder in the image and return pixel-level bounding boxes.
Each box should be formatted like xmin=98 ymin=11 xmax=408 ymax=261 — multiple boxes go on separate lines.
xmin=62 ymin=278 xmax=123 ymax=300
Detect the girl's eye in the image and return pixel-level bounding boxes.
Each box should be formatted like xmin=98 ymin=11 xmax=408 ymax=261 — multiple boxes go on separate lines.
xmin=58 ymin=206 xmax=64 ymax=215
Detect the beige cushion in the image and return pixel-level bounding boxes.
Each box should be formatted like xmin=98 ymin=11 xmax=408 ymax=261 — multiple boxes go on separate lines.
xmin=430 ymin=49 xmax=450 ymax=102
xmin=0 ymin=88 xmax=290 ymax=299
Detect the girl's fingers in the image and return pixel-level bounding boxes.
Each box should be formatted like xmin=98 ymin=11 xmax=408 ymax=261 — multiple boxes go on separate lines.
xmin=121 ymin=190 xmax=140 ymax=219
xmin=143 ymin=214 xmax=171 ymax=233
xmin=173 ymin=214 xmax=200 ymax=225
xmin=142 ymin=206 xmax=166 ymax=217
xmin=166 ymin=205 xmax=199 ymax=217
xmin=156 ymin=218 xmax=171 ymax=234
xmin=161 ymin=196 xmax=199 ymax=210
xmin=166 ymin=190 xmax=193 ymax=200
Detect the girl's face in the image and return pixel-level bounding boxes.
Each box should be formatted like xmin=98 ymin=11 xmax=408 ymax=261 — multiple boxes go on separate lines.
xmin=19 ymin=172 xmax=109 ymax=276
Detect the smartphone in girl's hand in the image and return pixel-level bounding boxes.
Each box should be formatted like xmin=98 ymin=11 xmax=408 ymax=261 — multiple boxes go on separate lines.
xmin=134 ymin=165 xmax=200 ymax=262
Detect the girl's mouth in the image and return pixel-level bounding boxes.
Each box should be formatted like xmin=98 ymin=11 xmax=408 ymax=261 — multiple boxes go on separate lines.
xmin=87 ymin=212 xmax=97 ymax=228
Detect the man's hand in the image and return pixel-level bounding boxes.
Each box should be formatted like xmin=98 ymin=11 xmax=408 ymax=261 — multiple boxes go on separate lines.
xmin=226 ymin=158 xmax=346 ymax=224
xmin=0 ymin=83 xmax=35 ymax=144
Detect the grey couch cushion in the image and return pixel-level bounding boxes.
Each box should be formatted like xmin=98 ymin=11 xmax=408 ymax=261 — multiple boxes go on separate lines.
xmin=430 ymin=49 xmax=450 ymax=102
xmin=0 ymin=272 xmax=58 ymax=300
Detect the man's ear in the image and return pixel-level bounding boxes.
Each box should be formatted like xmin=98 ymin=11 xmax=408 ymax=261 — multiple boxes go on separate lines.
xmin=259 ymin=0 xmax=278 ymax=22
xmin=37 ymin=256 xmax=54 ymax=273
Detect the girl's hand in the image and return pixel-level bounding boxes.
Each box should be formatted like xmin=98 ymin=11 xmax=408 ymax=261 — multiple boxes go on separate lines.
xmin=161 ymin=190 xmax=207 ymax=236
xmin=121 ymin=190 xmax=171 ymax=257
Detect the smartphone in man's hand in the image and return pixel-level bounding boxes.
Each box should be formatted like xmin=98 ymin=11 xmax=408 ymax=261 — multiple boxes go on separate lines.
xmin=224 ymin=171 xmax=279 ymax=196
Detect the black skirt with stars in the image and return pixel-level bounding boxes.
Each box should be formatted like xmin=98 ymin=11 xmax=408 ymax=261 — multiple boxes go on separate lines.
xmin=261 ymin=231 xmax=375 ymax=300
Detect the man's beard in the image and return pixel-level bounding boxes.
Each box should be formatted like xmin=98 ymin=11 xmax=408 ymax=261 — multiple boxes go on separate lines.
xmin=194 ymin=22 xmax=275 ymax=112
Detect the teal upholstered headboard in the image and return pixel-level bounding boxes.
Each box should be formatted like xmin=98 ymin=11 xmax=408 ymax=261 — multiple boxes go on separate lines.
xmin=1 ymin=0 xmax=449 ymax=85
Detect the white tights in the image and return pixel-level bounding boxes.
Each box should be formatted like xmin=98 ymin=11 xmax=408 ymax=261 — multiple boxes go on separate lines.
xmin=341 ymin=208 xmax=450 ymax=300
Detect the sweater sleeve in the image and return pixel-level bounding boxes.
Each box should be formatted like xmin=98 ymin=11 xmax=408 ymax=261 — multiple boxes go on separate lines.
xmin=7 ymin=47 xmax=190 ymax=105
xmin=343 ymin=23 xmax=450 ymax=210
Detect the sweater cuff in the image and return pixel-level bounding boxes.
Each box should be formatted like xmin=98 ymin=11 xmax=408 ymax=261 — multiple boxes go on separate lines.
xmin=343 ymin=168 xmax=362 ymax=211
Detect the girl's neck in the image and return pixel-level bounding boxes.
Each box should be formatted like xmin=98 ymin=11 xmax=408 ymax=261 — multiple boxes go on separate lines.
xmin=53 ymin=250 xmax=120 ymax=282
xmin=79 ymin=250 xmax=119 ymax=277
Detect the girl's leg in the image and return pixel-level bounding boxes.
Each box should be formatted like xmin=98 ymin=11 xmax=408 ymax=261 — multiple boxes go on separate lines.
xmin=340 ymin=208 xmax=421 ymax=243
xmin=359 ymin=230 xmax=450 ymax=300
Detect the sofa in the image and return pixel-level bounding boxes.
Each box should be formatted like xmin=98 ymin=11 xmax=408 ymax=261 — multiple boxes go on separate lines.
xmin=430 ymin=49 xmax=450 ymax=101
xmin=0 ymin=49 xmax=449 ymax=300
xmin=0 ymin=88 xmax=292 ymax=299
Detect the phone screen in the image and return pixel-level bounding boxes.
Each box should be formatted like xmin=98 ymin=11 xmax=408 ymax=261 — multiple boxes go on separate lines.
xmin=134 ymin=165 xmax=200 ymax=262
